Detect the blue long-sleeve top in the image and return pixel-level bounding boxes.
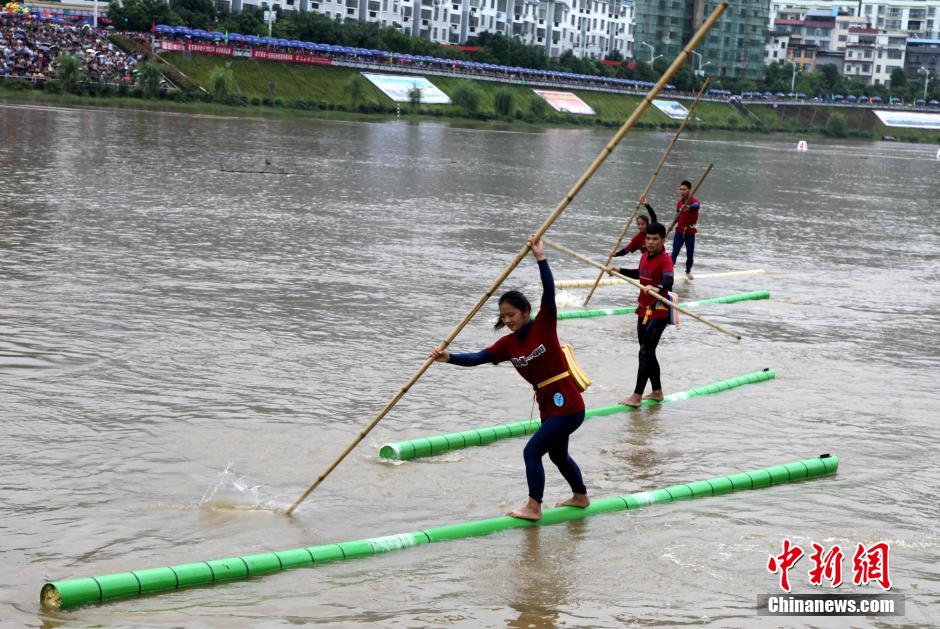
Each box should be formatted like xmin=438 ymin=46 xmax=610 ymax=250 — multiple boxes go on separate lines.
xmin=448 ymin=259 xmax=553 ymax=367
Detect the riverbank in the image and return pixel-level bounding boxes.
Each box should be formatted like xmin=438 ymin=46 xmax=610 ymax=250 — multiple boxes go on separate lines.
xmin=161 ymin=52 xmax=940 ymax=144
xmin=4 ymin=55 xmax=940 ymax=144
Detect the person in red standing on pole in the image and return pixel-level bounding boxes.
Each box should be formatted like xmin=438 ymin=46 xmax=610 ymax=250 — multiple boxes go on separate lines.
xmin=608 ymin=222 xmax=675 ymax=407
xmin=430 ymin=235 xmax=589 ymax=521
xmin=647 ymin=180 xmax=701 ymax=280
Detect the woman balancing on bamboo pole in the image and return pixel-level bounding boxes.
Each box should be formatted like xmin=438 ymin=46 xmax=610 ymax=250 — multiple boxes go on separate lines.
xmin=608 ymin=222 xmax=675 ymax=407
xmin=430 ymin=235 xmax=588 ymax=521
xmin=283 ymin=2 xmax=729 ymax=515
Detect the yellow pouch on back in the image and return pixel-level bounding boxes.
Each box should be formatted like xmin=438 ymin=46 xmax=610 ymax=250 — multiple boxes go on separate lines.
xmin=561 ymin=343 xmax=591 ymax=392
xmin=537 ymin=344 xmax=591 ymax=392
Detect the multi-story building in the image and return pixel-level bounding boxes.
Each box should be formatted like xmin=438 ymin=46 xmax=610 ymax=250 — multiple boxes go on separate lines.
xmin=226 ymin=0 xmax=635 ymax=57
xmin=767 ymin=3 xmax=919 ymax=84
xmin=834 ymin=13 xmax=869 ymax=49
xmin=766 ymin=30 xmax=790 ymax=63
xmin=633 ymin=0 xmax=770 ymax=80
xmin=788 ymin=36 xmax=818 ymax=69
xmin=799 ymin=9 xmax=836 ymax=49
xmin=844 ymin=25 xmax=876 ymax=80
xmin=905 ymin=37 xmax=940 ymax=75
xmin=768 ymin=1 xmax=940 ymax=41
xmin=872 ymin=29 xmax=908 ymax=83
xmin=764 ymin=8 xmax=831 ymax=67
xmin=609 ymin=0 xmax=636 ymax=59
xmin=842 ymin=26 xmax=908 ymax=84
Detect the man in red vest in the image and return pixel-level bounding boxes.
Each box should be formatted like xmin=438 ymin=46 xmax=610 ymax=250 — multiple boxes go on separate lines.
xmin=667 ymin=180 xmax=700 ymax=280
xmin=609 ymin=222 xmax=675 ymax=407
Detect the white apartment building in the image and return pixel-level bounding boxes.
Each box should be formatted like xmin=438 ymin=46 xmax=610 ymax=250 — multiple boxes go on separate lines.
xmin=229 ymin=0 xmax=634 ymax=58
xmin=766 ymin=31 xmax=790 ymax=64
xmin=767 ymin=2 xmax=929 ymax=83
xmin=834 ymin=13 xmax=870 ymax=48
xmin=844 ymin=26 xmax=877 ymax=80
xmin=872 ymin=29 xmax=909 ymax=82
xmin=768 ymin=1 xmax=940 ymax=40
xmin=842 ymin=25 xmax=905 ymax=83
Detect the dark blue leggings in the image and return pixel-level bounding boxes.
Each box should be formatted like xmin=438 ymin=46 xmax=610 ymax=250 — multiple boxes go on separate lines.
xmin=635 ymin=317 xmax=669 ymax=395
xmin=523 ymin=412 xmax=587 ymax=503
xmin=671 ymin=231 xmax=696 ymax=273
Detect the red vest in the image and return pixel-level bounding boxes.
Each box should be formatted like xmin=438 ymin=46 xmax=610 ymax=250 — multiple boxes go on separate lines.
xmin=486 ymin=311 xmax=584 ymax=419
xmin=626 ymin=230 xmax=646 ymax=254
xmin=635 ymin=249 xmax=675 ymax=320
xmin=676 ymin=196 xmax=700 ymax=234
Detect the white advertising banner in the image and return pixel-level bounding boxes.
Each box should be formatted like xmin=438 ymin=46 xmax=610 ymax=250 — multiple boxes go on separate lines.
xmin=532 ymin=90 xmax=595 ymax=115
xmin=652 ymin=99 xmax=690 ymax=120
xmin=873 ymin=109 xmax=940 ymax=130
xmin=361 ymin=73 xmax=451 ymax=104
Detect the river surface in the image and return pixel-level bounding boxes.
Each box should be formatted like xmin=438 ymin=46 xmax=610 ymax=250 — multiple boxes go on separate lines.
xmin=1 ymin=100 xmax=938 ymax=627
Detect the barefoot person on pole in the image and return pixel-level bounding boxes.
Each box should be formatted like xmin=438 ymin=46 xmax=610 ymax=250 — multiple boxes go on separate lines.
xmin=430 ymin=235 xmax=589 ymax=521
xmin=609 ymin=222 xmax=675 ymax=407
xmin=661 ymin=180 xmax=701 ymax=280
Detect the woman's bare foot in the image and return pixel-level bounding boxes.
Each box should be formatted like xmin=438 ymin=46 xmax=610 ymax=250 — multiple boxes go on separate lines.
xmin=686 ymin=272 xmax=694 ymax=280
xmin=619 ymin=393 xmax=643 ymax=407
xmin=555 ymin=493 xmax=590 ymax=508
xmin=642 ymin=390 xmax=664 ymax=401
xmin=507 ymin=497 xmax=542 ymax=521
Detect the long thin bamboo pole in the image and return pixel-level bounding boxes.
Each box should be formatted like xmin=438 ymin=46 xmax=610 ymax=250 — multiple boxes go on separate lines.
xmin=284 ymin=3 xmax=729 ymax=515
xmin=582 ymin=77 xmax=711 ymax=307
xmin=542 ymin=237 xmax=741 ymax=340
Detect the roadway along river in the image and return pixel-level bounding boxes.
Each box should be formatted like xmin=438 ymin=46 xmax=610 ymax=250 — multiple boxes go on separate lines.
xmin=1 ymin=101 xmax=937 ymax=626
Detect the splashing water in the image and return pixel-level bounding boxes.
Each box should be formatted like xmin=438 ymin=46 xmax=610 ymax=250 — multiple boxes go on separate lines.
xmin=554 ymin=289 xmax=582 ymax=308
xmin=200 ymin=464 xmax=273 ymax=510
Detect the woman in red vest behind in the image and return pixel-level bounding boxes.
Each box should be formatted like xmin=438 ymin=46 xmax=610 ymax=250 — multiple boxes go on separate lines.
xmin=430 ymin=235 xmax=589 ymax=521
xmin=612 ymin=197 xmax=658 ymax=258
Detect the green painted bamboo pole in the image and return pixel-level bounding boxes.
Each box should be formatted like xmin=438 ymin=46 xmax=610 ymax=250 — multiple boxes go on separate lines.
xmin=380 ymin=369 xmax=774 ymax=461
xmin=41 ymin=454 xmax=838 ymax=611
xmin=553 ymin=290 xmax=770 ymax=321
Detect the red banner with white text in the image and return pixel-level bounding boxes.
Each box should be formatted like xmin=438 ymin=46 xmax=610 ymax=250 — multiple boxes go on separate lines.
xmin=158 ymin=40 xmax=234 ymax=57
xmin=251 ymin=49 xmax=332 ymax=66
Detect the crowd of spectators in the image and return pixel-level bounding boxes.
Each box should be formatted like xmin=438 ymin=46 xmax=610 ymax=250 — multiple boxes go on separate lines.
xmin=1 ymin=13 xmax=143 ymax=84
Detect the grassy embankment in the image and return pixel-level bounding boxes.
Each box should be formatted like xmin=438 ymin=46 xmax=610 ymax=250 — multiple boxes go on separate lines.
xmin=163 ymin=53 xmax=940 ymax=142
xmin=3 ymin=49 xmax=938 ymax=143
xmin=165 ymin=53 xmax=749 ymax=130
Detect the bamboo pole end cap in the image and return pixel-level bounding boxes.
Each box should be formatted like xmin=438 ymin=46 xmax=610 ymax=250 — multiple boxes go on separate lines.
xmin=40 ymin=583 xmax=62 ymax=610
